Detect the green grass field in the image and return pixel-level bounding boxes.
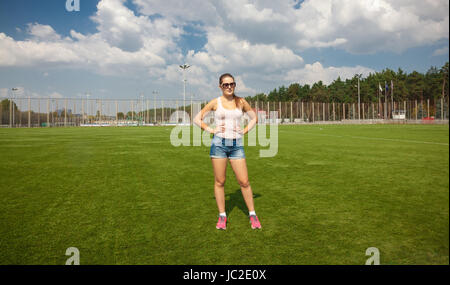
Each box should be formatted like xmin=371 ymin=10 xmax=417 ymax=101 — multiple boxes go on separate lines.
xmin=0 ymin=124 xmax=448 ymax=265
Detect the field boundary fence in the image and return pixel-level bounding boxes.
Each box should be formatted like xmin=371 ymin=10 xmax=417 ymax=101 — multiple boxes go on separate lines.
xmin=0 ymin=97 xmax=448 ymax=128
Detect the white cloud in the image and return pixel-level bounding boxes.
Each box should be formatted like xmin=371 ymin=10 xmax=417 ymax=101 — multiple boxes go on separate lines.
xmin=432 ymin=46 xmax=449 ymax=56
xmin=27 ymin=23 xmax=62 ymax=41
xmin=285 ymin=62 xmax=375 ymax=85
xmin=234 ymin=76 xmax=257 ymax=95
xmin=49 ymin=92 xmax=64 ymax=99
xmin=293 ymin=0 xmax=449 ymax=53
xmin=91 ymin=0 xmax=182 ymax=53
xmin=221 ymin=0 xmax=289 ymax=23
xmin=1 ymin=0 xmax=447 ymax=68
xmin=132 ymin=0 xmax=219 ymax=26
xmin=132 ymin=0 xmax=449 ymax=54
xmin=187 ymin=27 xmax=304 ymax=72
xmin=0 ymin=0 xmax=181 ymax=74
xmin=136 ymin=0 xmax=448 ymax=56
xmin=0 ymin=88 xmax=8 ymax=98
xmin=0 ymin=0 xmax=447 ymax=99
xmin=0 ymin=33 xmax=80 ymax=66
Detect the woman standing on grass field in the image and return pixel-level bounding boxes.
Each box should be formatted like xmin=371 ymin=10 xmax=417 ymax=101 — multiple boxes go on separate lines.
xmin=194 ymin=73 xmax=261 ymax=230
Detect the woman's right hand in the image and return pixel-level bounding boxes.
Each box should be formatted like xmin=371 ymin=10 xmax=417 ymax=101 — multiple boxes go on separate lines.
xmin=213 ymin=124 xmax=225 ymax=134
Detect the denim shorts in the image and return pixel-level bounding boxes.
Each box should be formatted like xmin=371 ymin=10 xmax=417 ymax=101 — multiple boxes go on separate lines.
xmin=210 ymin=135 xmax=246 ymax=160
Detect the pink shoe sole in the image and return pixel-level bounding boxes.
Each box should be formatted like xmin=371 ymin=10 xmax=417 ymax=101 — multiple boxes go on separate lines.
xmin=249 ymin=215 xmax=261 ymax=229
xmin=216 ymin=216 xmax=227 ymax=230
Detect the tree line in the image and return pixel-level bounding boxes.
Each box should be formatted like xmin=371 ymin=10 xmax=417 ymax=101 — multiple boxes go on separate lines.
xmin=244 ymin=62 xmax=449 ymax=104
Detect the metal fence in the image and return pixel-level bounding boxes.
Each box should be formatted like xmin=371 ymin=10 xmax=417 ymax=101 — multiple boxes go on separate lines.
xmin=250 ymin=98 xmax=449 ymax=123
xmin=0 ymin=97 xmax=448 ymax=128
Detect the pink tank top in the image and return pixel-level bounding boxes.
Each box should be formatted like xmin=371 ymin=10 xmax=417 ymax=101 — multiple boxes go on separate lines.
xmin=214 ymin=96 xmax=243 ymax=139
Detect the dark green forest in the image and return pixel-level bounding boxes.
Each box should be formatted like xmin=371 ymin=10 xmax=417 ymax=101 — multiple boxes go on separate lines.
xmin=245 ymin=62 xmax=449 ymax=104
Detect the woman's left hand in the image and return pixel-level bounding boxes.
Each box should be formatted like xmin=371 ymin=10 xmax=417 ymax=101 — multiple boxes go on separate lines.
xmin=235 ymin=126 xmax=245 ymax=135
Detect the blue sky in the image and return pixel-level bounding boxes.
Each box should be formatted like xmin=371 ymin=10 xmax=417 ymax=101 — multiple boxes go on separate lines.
xmin=0 ymin=0 xmax=448 ymax=101
xmin=0 ymin=0 xmax=100 ymax=39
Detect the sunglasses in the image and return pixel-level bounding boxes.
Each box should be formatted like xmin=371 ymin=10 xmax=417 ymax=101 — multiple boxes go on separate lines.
xmin=221 ymin=82 xmax=236 ymax=89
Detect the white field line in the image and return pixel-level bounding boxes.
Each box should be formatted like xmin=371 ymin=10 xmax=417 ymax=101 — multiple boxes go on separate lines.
xmin=297 ymin=131 xmax=449 ymax=146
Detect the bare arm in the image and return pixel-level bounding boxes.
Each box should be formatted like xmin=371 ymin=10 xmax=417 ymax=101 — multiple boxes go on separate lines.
xmin=241 ymin=98 xmax=258 ymax=135
xmin=193 ymin=99 xmax=224 ymax=134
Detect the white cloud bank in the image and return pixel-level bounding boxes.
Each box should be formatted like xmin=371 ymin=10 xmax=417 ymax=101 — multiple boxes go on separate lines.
xmin=286 ymin=62 xmax=375 ymax=85
xmin=132 ymin=0 xmax=449 ymax=53
xmin=0 ymin=0 xmax=448 ymax=97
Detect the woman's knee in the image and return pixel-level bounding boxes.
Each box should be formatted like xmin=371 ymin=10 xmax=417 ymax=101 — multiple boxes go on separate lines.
xmin=239 ymin=180 xmax=250 ymax=188
xmin=215 ymin=178 xmax=226 ymax=187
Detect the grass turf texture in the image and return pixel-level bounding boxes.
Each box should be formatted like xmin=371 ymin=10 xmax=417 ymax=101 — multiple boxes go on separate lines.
xmin=0 ymin=124 xmax=448 ymax=265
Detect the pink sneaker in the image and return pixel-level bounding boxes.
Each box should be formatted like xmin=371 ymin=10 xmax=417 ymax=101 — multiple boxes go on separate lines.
xmin=216 ymin=216 xmax=227 ymax=230
xmin=249 ymin=215 xmax=261 ymax=229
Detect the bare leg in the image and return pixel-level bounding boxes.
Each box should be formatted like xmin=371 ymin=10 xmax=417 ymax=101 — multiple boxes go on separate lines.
xmin=229 ymin=158 xmax=255 ymax=212
xmin=211 ymin=158 xmax=228 ymax=213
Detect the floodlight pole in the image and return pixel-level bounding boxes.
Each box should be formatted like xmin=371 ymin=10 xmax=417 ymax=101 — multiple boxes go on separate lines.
xmin=9 ymin=89 xmax=12 ymax=128
xmin=354 ymin=77 xmax=361 ymax=121
xmin=391 ymin=80 xmax=394 ymax=115
xmin=358 ymin=77 xmax=360 ymax=121
xmin=140 ymin=93 xmax=144 ymax=125
xmin=179 ymin=64 xmax=191 ymax=124
xmin=153 ymin=91 xmax=158 ymax=123
xmin=11 ymin=88 xmax=19 ymax=127
xmin=384 ymin=81 xmax=387 ymax=119
xmin=86 ymin=92 xmax=90 ymax=124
